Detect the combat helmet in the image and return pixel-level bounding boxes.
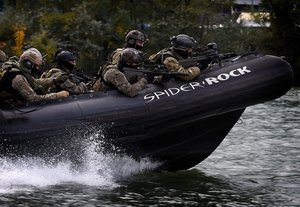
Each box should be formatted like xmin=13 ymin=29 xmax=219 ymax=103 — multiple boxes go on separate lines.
xmin=55 ymin=50 xmax=77 ymax=71
xmin=170 ymin=34 xmax=196 ymax=50
xmin=125 ymin=30 xmax=147 ymax=50
xmin=20 ymin=48 xmax=43 ymax=69
xmin=120 ymin=48 xmax=143 ymax=66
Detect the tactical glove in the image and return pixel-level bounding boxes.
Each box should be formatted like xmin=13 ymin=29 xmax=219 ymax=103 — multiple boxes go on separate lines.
xmin=53 ymin=74 xmax=69 ymax=85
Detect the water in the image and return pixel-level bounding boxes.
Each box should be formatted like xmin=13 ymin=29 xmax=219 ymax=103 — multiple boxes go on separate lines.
xmin=0 ymin=88 xmax=299 ymax=207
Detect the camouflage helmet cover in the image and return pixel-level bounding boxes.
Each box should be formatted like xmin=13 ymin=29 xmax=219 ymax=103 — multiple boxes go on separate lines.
xmin=20 ymin=48 xmax=43 ymax=66
xmin=120 ymin=48 xmax=143 ymax=65
xmin=125 ymin=30 xmax=147 ymax=43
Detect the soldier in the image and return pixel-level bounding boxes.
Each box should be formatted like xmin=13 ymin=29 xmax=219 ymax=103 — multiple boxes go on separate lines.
xmin=103 ymin=48 xmax=151 ymax=97
xmin=0 ymin=50 xmax=8 ymax=81
xmin=149 ymin=34 xmax=200 ymax=81
xmin=0 ymin=50 xmax=8 ymax=68
xmin=106 ymin=29 xmax=147 ymax=66
xmin=0 ymin=48 xmax=69 ymax=106
xmin=42 ymin=49 xmax=93 ymax=94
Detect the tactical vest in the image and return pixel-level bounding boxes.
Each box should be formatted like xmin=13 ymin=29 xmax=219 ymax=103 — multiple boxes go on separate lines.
xmin=0 ymin=63 xmax=45 ymax=102
xmin=0 ymin=68 xmax=26 ymax=105
xmin=150 ymin=48 xmax=182 ymax=64
xmin=100 ymin=48 xmax=123 ymax=78
xmin=42 ymin=67 xmax=83 ymax=93
xmin=0 ymin=68 xmax=22 ymax=95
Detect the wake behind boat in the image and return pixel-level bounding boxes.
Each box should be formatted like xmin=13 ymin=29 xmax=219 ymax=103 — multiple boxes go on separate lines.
xmin=0 ymin=53 xmax=294 ymax=171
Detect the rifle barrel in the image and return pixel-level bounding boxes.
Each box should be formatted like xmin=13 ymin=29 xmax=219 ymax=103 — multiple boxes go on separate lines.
xmin=123 ymin=67 xmax=189 ymax=76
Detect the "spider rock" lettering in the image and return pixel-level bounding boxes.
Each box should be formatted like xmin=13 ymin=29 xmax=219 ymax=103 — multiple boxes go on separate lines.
xmin=144 ymin=66 xmax=251 ymax=103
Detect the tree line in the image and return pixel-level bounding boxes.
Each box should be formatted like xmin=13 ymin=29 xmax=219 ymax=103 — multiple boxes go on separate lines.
xmin=0 ymin=0 xmax=299 ymax=85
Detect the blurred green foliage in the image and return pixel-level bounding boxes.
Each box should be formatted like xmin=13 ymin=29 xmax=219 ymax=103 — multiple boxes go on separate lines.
xmin=0 ymin=0 xmax=299 ymax=84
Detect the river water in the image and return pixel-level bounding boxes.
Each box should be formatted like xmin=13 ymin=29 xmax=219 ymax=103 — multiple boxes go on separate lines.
xmin=0 ymin=88 xmax=299 ymax=207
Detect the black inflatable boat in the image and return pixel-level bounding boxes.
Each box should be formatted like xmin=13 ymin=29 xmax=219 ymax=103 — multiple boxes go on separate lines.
xmin=0 ymin=53 xmax=294 ymax=171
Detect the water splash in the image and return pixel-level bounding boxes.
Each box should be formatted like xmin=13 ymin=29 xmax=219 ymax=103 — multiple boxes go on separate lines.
xmin=0 ymin=131 xmax=160 ymax=194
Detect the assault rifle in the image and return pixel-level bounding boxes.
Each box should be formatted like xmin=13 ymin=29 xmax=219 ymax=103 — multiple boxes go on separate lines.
xmin=179 ymin=49 xmax=221 ymax=69
xmin=123 ymin=62 xmax=189 ymax=79
xmin=73 ymin=70 xmax=94 ymax=83
xmin=180 ymin=42 xmax=237 ymax=69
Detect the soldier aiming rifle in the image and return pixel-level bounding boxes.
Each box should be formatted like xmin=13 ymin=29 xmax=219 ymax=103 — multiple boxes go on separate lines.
xmin=180 ymin=42 xmax=237 ymax=70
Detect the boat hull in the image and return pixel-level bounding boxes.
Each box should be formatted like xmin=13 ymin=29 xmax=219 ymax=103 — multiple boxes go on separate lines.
xmin=0 ymin=54 xmax=294 ymax=171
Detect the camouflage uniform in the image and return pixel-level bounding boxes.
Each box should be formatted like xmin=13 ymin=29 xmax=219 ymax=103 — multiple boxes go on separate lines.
xmin=99 ymin=48 xmax=123 ymax=82
xmin=0 ymin=50 xmax=8 ymax=69
xmin=103 ymin=64 xmax=147 ymax=97
xmin=106 ymin=29 xmax=146 ymax=65
xmin=42 ymin=67 xmax=88 ymax=94
xmin=0 ymin=50 xmax=8 ymax=71
xmin=102 ymin=47 xmax=148 ymax=97
xmin=0 ymin=57 xmax=65 ymax=105
xmin=87 ymin=78 xmax=105 ymax=92
xmin=100 ymin=29 xmax=147 ymax=80
xmin=150 ymin=48 xmax=200 ymax=81
xmin=109 ymin=48 xmax=123 ymax=65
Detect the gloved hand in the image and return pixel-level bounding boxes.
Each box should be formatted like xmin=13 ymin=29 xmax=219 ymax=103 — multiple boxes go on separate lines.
xmin=53 ymin=74 xmax=69 ymax=85
xmin=88 ymin=79 xmax=104 ymax=91
xmin=2 ymin=56 xmax=20 ymax=70
xmin=56 ymin=90 xmax=69 ymax=98
xmin=144 ymin=73 xmax=154 ymax=83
